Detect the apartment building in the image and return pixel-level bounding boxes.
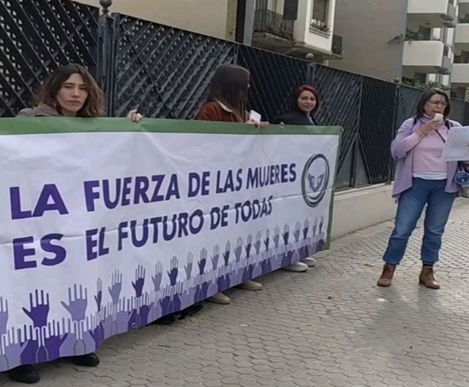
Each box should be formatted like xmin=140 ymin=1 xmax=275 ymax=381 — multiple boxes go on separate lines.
xmin=77 ymin=0 xmax=342 ymax=62
xmin=74 ymin=0 xmax=241 ymax=41
xmin=453 ymin=1 xmax=469 ymax=98
xmin=332 ymin=0 xmax=457 ymax=88
xmin=251 ymin=0 xmax=342 ymax=62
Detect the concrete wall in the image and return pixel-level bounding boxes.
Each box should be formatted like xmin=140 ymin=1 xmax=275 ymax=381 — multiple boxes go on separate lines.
xmin=74 ymin=0 xmax=235 ymax=40
xmin=331 ymin=184 xmax=396 ymax=240
xmin=331 ymin=0 xmax=408 ymax=81
xmin=295 ymin=0 xmax=336 ymax=54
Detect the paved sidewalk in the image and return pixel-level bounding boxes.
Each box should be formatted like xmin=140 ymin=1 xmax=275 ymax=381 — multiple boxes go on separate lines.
xmin=2 ymin=201 xmax=469 ymax=387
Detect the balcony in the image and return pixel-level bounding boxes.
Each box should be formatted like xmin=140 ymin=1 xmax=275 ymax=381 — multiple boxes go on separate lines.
xmin=407 ymin=0 xmax=457 ymax=30
xmin=252 ymin=8 xmax=294 ymax=50
xmin=455 ymin=24 xmax=469 ymax=54
xmin=402 ymin=40 xmax=452 ymax=75
xmin=452 ymin=64 xmax=469 ymax=86
xmin=460 ymin=0 xmax=469 ymax=18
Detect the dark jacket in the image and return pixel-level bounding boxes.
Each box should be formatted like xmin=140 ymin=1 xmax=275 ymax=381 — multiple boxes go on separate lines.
xmin=272 ymin=111 xmax=317 ymax=126
xmin=17 ymin=103 xmax=60 ymax=117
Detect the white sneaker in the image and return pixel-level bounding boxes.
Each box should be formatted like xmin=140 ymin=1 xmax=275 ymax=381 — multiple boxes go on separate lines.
xmin=283 ymin=261 xmax=308 ymax=272
xmin=237 ymin=280 xmax=263 ymax=291
xmin=207 ymin=292 xmax=231 ymax=305
xmin=301 ymin=257 xmax=317 ymax=267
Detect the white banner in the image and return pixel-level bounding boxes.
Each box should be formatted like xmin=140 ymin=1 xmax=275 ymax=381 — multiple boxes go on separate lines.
xmin=0 ymin=119 xmax=340 ymax=371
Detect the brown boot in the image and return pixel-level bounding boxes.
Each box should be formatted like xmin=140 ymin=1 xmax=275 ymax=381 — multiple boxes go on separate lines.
xmin=419 ymin=266 xmax=440 ymax=289
xmin=377 ymin=264 xmax=396 ymax=287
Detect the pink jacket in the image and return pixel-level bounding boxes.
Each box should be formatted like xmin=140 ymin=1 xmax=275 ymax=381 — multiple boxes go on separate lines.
xmin=391 ymin=117 xmax=460 ymax=198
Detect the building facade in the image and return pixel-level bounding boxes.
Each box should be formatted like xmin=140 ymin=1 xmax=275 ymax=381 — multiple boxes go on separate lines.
xmin=74 ymin=0 xmax=240 ymax=41
xmin=332 ymin=0 xmax=458 ymax=89
xmin=251 ymin=0 xmax=342 ymax=62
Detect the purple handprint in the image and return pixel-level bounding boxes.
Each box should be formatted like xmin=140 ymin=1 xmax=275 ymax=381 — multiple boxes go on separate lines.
xmin=94 ymin=278 xmax=103 ymax=312
xmin=260 ymin=259 xmax=272 ymax=275
xmin=198 ymin=247 xmax=208 ymax=275
xmin=313 ymin=218 xmax=318 ymax=236
xmin=44 ymin=321 xmax=68 ymax=361
xmin=211 ymin=245 xmax=220 ymax=270
xmin=185 ymin=252 xmax=194 ymax=280
xmin=61 ymin=284 xmax=88 ymax=322
xmin=254 ymin=232 xmax=262 ymax=255
xmin=5 ymin=328 xmax=28 ymax=366
xmin=245 ymin=234 xmax=252 ymax=259
xmin=132 ymin=265 xmax=146 ymax=298
xmin=167 ymin=256 xmax=179 ymax=286
xmin=199 ymin=247 xmax=208 ymax=275
xmin=139 ymin=295 xmax=153 ymax=326
xmin=282 ymin=250 xmax=294 ymax=267
xmin=303 ymin=219 xmax=310 ymax=240
xmin=234 ymin=237 xmax=243 ymax=262
xmin=293 ymin=222 xmax=301 ymax=243
xmin=171 ymin=283 xmax=183 ymax=313
xmin=223 ymin=241 xmax=231 ymax=266
xmin=283 ymin=224 xmax=290 ymax=246
xmin=0 ymin=297 xmax=8 ymax=335
xmin=216 ymin=268 xmax=230 ymax=292
xmin=194 ymin=281 xmax=210 ymax=304
xmin=23 ymin=290 xmax=50 ymax=328
xmin=90 ymin=320 xmax=105 ymax=349
xmin=129 ymin=294 xmax=153 ymax=329
xmin=242 ymin=264 xmax=256 ymax=283
xmin=109 ymin=270 xmax=123 ymax=304
xmin=159 ymin=287 xmax=172 ymax=316
xmin=273 ymin=226 xmax=280 ymax=248
xmin=264 ymin=229 xmax=270 ymax=252
xmin=319 ymin=216 xmax=324 ymax=233
xmin=152 ymin=262 xmax=163 ymax=292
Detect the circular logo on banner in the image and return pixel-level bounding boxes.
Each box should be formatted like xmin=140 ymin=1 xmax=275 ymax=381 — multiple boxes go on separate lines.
xmin=301 ymin=154 xmax=330 ymax=208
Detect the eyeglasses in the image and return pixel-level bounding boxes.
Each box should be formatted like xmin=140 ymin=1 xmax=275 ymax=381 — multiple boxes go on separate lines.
xmin=428 ymin=100 xmax=448 ymax=107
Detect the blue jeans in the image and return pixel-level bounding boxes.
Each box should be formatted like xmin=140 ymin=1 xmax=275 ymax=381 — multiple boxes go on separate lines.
xmin=383 ymin=178 xmax=456 ymax=266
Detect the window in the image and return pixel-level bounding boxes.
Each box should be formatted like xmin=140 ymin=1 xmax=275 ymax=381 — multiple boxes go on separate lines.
xmin=312 ymin=0 xmax=329 ymax=27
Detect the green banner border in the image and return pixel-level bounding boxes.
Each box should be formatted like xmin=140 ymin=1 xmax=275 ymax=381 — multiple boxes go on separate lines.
xmin=0 ymin=118 xmax=343 ymax=136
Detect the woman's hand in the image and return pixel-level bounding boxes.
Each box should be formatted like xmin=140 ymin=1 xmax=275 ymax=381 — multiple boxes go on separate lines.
xmin=127 ymin=109 xmax=143 ymax=124
xmin=247 ymin=119 xmax=269 ymax=129
xmin=418 ymin=120 xmax=441 ymax=137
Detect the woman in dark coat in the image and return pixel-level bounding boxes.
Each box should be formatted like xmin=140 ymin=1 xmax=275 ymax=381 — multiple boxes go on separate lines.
xmin=273 ymin=85 xmax=321 ymax=272
xmin=273 ymin=85 xmax=319 ymax=126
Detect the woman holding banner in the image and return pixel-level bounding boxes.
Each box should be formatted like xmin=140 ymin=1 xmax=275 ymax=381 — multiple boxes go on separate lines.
xmin=272 ymin=85 xmax=321 ymax=273
xmin=195 ymin=64 xmax=264 ymax=305
xmin=9 ymin=64 xmax=141 ymax=384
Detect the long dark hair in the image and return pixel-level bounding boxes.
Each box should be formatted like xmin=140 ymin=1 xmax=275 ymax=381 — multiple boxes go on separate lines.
xmin=36 ymin=64 xmax=104 ymax=117
xmin=290 ymin=85 xmax=320 ymax=116
xmin=207 ymin=64 xmax=250 ymax=122
xmin=415 ymin=88 xmax=451 ymax=119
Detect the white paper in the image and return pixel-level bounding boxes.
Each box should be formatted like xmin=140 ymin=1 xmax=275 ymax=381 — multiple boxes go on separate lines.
xmin=443 ymin=126 xmax=469 ymax=161
xmin=249 ymin=110 xmax=261 ymax=124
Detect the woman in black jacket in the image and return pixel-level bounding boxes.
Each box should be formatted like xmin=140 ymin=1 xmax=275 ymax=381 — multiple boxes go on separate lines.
xmin=273 ymin=85 xmax=319 ymax=126
xmin=273 ymin=85 xmax=320 ymax=272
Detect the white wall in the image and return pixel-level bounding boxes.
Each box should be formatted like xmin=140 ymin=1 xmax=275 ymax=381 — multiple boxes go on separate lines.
xmin=74 ymin=0 xmax=231 ymax=40
xmin=331 ymin=185 xmax=396 ymax=240
xmin=295 ymin=0 xmax=336 ymax=53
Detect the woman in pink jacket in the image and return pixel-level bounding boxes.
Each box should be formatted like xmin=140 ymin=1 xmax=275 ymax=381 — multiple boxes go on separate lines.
xmin=377 ymin=89 xmax=461 ymax=289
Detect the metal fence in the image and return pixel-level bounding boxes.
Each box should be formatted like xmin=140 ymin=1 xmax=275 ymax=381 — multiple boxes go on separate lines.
xmin=2 ymin=0 xmax=469 ymax=190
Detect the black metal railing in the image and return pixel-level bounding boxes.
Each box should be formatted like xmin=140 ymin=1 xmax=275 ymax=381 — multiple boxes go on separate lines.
xmin=332 ymin=34 xmax=343 ymax=56
xmin=253 ymin=9 xmax=294 ymax=40
xmin=2 ymin=0 xmax=469 ymax=190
